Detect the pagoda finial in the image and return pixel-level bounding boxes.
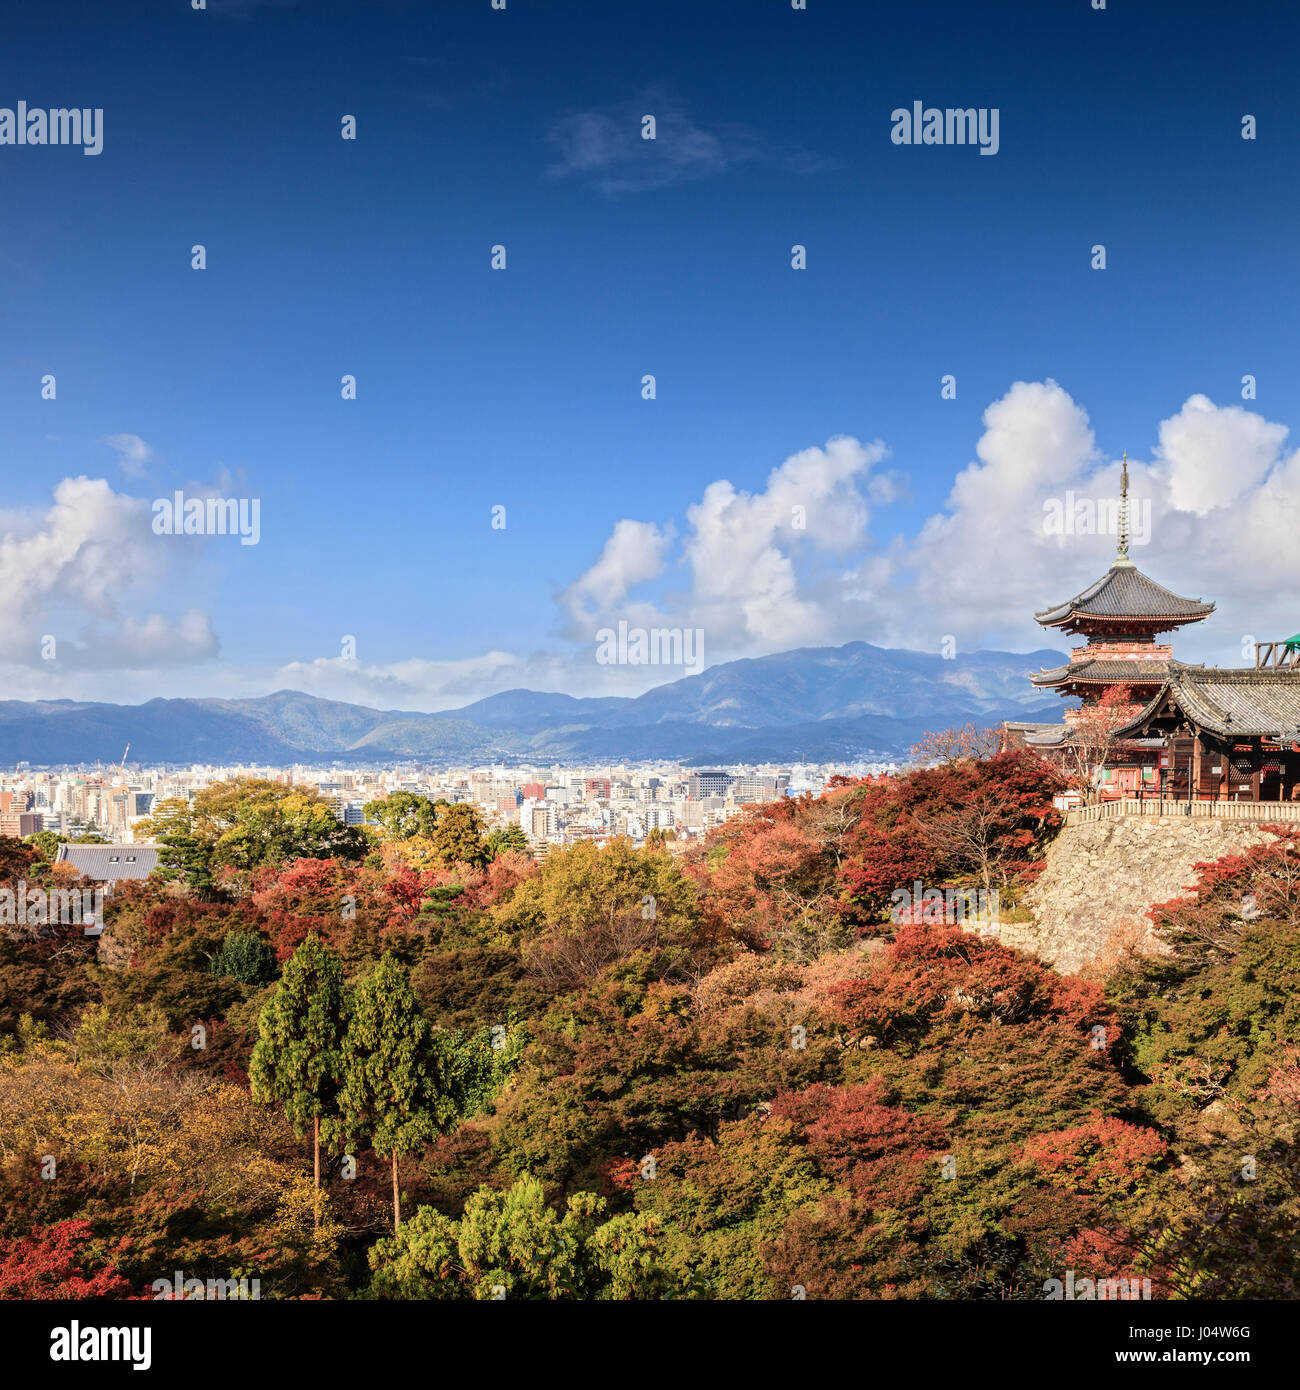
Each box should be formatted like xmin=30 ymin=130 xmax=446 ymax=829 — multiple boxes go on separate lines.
xmin=1114 ymin=450 xmax=1133 ymax=566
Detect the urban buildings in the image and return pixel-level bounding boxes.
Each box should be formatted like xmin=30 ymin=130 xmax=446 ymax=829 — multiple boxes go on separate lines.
xmin=0 ymin=757 xmax=898 ymax=855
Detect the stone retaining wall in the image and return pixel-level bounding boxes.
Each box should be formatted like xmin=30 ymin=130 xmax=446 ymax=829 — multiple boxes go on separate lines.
xmin=1006 ymin=817 xmax=1279 ymax=975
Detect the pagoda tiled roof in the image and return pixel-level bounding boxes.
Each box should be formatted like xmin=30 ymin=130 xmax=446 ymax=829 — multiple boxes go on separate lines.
xmin=1116 ymin=667 xmax=1300 ymax=740
xmin=1030 ymin=658 xmax=1175 ymax=688
xmin=1035 ymin=563 xmax=1214 ymax=628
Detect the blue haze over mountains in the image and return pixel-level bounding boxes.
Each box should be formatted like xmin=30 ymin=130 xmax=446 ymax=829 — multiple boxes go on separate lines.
xmin=0 ymin=643 xmax=1068 ymax=767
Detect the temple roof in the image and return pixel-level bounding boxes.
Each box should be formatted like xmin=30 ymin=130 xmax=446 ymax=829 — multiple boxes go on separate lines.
xmin=1001 ymin=719 xmax=1069 ymax=744
xmin=1005 ymin=721 xmax=1162 ymax=750
xmin=1116 ymin=667 xmax=1300 ymax=740
xmin=1030 ymin=658 xmax=1173 ymax=688
xmin=1035 ymin=563 xmax=1214 ymax=629
xmin=1020 ymin=724 xmax=1070 ymax=748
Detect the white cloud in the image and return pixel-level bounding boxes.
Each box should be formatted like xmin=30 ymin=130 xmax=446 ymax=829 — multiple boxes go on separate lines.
xmin=897 ymin=379 xmax=1101 ymax=649
xmin=1153 ymin=393 xmax=1288 ymax=516
xmin=101 ymin=433 xmax=154 ymax=479
xmin=16 ymin=389 xmax=1300 ymax=710
xmin=684 ymin=435 xmax=888 ymax=647
xmin=557 ymin=384 xmax=1300 ymax=674
xmin=895 ymin=383 xmax=1300 ymax=661
xmin=558 ymin=434 xmax=892 ymax=661
xmin=270 ymin=652 xmax=524 ymax=711
xmin=561 ymin=519 xmax=671 ymax=622
xmin=0 ymin=475 xmax=219 ymax=673
xmin=60 ymin=609 xmax=219 ymax=669
xmin=546 ymin=88 xmax=834 ymax=196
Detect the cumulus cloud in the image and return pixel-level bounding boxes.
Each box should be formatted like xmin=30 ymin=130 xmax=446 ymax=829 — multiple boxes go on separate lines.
xmin=1153 ymin=394 xmax=1288 ymax=516
xmin=682 ymin=435 xmax=888 ymax=648
xmin=561 ymin=519 xmax=672 ymax=622
xmin=101 ymin=433 xmax=154 ymax=479
xmin=895 ymin=382 xmax=1300 ymax=661
xmin=556 ymin=384 xmax=1300 ymax=678
xmin=897 ymin=380 xmax=1101 ymax=649
xmin=59 ymin=610 xmax=219 ymax=669
xmin=0 ymin=475 xmax=219 ymax=672
xmin=561 ymin=435 xmax=891 ymax=660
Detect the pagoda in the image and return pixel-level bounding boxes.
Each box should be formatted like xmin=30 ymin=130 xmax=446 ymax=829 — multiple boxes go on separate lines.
xmin=1006 ymin=456 xmax=1300 ymax=804
xmin=1028 ymin=454 xmax=1213 ymax=712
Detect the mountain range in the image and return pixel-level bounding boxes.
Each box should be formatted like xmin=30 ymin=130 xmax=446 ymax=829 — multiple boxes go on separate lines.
xmin=0 ymin=642 xmax=1069 ymax=767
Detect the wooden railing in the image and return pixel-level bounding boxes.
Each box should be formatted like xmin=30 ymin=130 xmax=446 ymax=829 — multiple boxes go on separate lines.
xmin=1064 ymin=797 xmax=1300 ymax=827
xmin=1253 ymin=641 xmax=1300 ymax=669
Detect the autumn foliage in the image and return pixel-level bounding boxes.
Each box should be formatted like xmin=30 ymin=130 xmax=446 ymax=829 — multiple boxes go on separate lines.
xmin=0 ymin=749 xmax=1296 ymax=1299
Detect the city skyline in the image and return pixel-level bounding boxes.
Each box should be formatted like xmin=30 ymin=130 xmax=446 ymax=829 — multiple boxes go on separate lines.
xmin=0 ymin=755 xmax=878 ymax=859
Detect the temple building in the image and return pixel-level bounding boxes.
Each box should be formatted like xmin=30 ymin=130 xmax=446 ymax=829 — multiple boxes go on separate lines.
xmin=1004 ymin=455 xmax=1300 ymax=802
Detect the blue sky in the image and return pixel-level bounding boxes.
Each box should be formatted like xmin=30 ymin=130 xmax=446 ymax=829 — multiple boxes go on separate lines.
xmin=1 ymin=0 xmax=1297 ymax=709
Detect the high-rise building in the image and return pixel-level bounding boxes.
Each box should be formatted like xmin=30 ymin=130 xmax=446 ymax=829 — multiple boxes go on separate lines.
xmin=688 ymin=770 xmax=732 ymax=800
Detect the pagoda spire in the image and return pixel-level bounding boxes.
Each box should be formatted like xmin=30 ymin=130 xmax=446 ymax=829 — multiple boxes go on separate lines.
xmin=1114 ymin=450 xmax=1133 ymax=567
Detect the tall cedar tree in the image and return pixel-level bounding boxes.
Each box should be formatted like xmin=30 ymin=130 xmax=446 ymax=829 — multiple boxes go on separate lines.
xmin=339 ymin=952 xmax=441 ymax=1234
xmin=249 ymin=933 xmax=348 ymax=1228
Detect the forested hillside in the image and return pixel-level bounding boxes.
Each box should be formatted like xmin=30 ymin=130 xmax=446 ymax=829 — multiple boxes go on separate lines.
xmin=1 ymin=760 xmax=1296 ymax=1300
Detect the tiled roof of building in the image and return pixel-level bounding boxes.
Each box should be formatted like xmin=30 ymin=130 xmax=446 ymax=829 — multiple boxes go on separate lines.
xmin=1023 ymin=726 xmax=1070 ymax=747
xmin=1035 ymin=563 xmax=1214 ymax=628
xmin=1000 ymin=720 xmax=1069 ymax=747
xmin=1117 ymin=668 xmax=1300 ymax=740
xmin=1008 ymin=723 xmax=1165 ymax=751
xmin=54 ymin=844 xmax=158 ymax=882
xmin=1030 ymin=658 xmax=1174 ymax=687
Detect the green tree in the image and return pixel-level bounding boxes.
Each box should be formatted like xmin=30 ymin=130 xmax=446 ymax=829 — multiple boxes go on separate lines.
xmin=209 ymin=929 xmax=278 ymax=986
xmin=133 ymin=795 xmax=192 ymax=842
xmin=249 ymin=934 xmax=348 ymax=1228
xmin=141 ymin=780 xmax=369 ymax=878
xmin=489 ymin=836 xmax=699 ymax=948
xmin=367 ymin=1174 xmax=673 ymax=1299
xmin=363 ymin=791 xmax=439 ymax=841
xmin=427 ymin=1019 xmax=525 ymax=1130
xmin=485 ymin=823 xmax=529 ymax=859
xmin=430 ymin=803 xmax=489 ymax=870
xmin=339 ymin=953 xmax=440 ymax=1234
xmin=211 ymin=794 xmax=368 ymax=871
xmin=154 ymin=828 xmax=216 ymax=896
xmin=22 ymin=831 xmax=61 ymax=863
xmin=189 ymin=779 xmax=308 ymax=837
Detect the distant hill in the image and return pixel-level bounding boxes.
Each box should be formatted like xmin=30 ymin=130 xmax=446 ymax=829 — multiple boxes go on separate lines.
xmin=0 ymin=642 xmax=1067 ymax=765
